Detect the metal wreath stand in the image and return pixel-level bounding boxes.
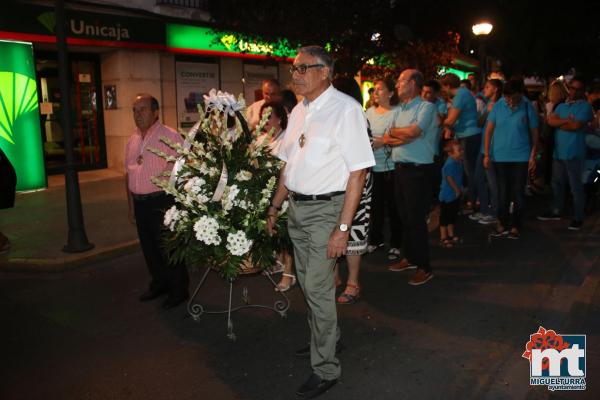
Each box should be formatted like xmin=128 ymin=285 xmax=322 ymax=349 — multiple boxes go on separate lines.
xmin=178 ymin=104 xmax=290 ymax=341
xmin=186 ymin=266 xmax=291 ymax=341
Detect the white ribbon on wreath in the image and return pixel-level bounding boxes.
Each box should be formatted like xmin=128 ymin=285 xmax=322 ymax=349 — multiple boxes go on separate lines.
xmin=169 ymin=95 xmax=233 ymax=202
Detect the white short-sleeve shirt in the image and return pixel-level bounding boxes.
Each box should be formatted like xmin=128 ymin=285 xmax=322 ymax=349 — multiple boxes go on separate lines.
xmin=277 ymin=85 xmax=375 ymax=195
xmin=245 ymin=99 xmax=265 ymax=129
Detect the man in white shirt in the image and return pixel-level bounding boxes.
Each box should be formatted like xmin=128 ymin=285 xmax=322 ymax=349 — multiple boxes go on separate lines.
xmin=246 ymin=78 xmax=282 ymax=130
xmin=266 ymin=46 xmax=374 ymax=399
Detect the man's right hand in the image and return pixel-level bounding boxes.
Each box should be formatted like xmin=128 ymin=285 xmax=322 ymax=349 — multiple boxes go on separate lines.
xmin=443 ymin=127 xmax=453 ymax=140
xmin=483 ymin=155 xmax=490 ymax=169
xmin=266 ymin=207 xmax=278 ymax=236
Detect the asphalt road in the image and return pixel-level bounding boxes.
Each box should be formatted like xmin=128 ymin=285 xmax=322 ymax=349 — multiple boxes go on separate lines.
xmin=1 ymin=204 xmax=599 ymax=400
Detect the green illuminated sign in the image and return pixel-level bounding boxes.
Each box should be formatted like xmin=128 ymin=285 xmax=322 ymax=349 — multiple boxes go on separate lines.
xmin=166 ymin=24 xmax=295 ymax=59
xmin=438 ymin=66 xmax=470 ymax=80
xmin=0 ymin=41 xmax=46 ymax=191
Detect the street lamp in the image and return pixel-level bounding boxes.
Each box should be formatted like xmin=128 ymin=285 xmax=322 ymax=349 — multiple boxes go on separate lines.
xmin=472 ymin=22 xmax=493 ymax=36
xmin=472 ymin=21 xmax=493 ymax=87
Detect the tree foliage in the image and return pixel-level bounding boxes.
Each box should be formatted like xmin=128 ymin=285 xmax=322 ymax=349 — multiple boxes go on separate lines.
xmin=207 ymin=0 xmax=600 ymax=80
xmin=207 ymin=0 xmax=460 ymax=78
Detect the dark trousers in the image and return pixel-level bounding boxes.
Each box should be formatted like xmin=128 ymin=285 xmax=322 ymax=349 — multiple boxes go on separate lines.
xmin=439 ymin=199 xmax=460 ymax=227
xmin=494 ymin=162 xmax=528 ymax=230
xmin=370 ymin=170 xmax=402 ymax=248
xmin=133 ymin=194 xmax=189 ymax=297
xmin=394 ymin=163 xmax=432 ymax=273
xmin=459 ymin=134 xmax=482 ymax=204
xmin=431 ymin=154 xmax=443 ymax=206
xmin=552 ymin=158 xmax=585 ymax=221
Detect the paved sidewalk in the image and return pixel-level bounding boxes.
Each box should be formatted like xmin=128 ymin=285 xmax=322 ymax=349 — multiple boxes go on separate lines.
xmin=0 ymin=169 xmax=139 ymax=271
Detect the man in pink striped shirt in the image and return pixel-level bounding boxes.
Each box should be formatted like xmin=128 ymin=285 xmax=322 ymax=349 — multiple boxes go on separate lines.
xmin=125 ymin=94 xmax=188 ymax=310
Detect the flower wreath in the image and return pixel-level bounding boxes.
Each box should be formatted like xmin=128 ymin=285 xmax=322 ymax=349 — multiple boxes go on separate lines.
xmin=150 ymin=89 xmax=289 ymax=280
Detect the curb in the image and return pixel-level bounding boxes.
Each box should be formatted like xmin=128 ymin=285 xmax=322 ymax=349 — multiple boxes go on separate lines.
xmin=0 ymin=240 xmax=140 ymax=273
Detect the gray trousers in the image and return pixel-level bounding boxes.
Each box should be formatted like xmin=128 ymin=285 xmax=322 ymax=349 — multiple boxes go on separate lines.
xmin=287 ymin=195 xmax=344 ymax=380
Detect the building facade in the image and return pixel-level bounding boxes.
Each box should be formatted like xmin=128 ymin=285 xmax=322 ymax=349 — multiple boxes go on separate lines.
xmin=0 ymin=0 xmax=293 ymax=189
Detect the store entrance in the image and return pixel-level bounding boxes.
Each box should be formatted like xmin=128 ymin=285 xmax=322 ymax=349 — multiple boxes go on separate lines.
xmin=35 ymin=53 xmax=106 ymax=174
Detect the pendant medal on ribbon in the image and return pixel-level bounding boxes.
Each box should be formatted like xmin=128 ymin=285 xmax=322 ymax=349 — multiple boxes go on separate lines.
xmin=299 ymin=133 xmax=306 ymax=148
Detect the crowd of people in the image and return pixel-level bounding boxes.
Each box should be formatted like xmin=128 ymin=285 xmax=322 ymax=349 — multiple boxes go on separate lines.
xmin=124 ymin=44 xmax=600 ymax=398
xmin=253 ymin=63 xmax=599 ymax=290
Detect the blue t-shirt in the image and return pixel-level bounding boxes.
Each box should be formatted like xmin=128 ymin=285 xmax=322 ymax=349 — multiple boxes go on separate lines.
xmin=391 ymin=97 xmax=437 ymax=164
xmin=439 ymin=156 xmax=463 ymax=202
xmin=429 ymin=98 xmax=448 ymax=156
xmin=451 ymin=87 xmax=481 ymax=138
xmin=366 ymin=106 xmax=396 ymax=172
xmin=488 ymin=97 xmax=539 ymax=162
xmin=553 ymin=100 xmax=594 ymax=160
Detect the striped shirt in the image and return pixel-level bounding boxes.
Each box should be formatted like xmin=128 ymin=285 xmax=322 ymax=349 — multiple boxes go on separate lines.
xmin=125 ymin=121 xmax=182 ymax=195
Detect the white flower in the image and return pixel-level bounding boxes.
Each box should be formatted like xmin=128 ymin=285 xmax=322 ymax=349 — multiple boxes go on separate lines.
xmin=235 ymin=170 xmax=253 ymax=181
xmin=184 ymin=176 xmax=206 ymax=193
xmin=164 ymin=206 xmax=188 ymax=232
xmin=208 ymin=167 xmax=220 ymax=177
xmin=199 ymin=162 xmax=209 ymax=175
xmin=222 ymin=184 xmax=240 ymax=212
xmin=193 ymin=216 xmax=221 ymax=245
xmin=203 ymin=89 xmax=244 ymax=116
xmin=164 ymin=206 xmax=177 ymax=229
xmin=280 ymin=200 xmax=289 ymax=213
xmin=226 ymin=230 xmax=253 ymax=256
xmin=235 ymin=199 xmax=249 ymax=210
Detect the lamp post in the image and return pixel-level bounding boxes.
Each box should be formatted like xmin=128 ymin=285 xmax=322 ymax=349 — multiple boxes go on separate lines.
xmin=55 ymin=0 xmax=94 ymax=253
xmin=472 ymin=22 xmax=493 ymax=88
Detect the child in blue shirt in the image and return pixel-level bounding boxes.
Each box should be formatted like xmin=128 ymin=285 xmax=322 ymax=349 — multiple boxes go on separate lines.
xmin=439 ymin=140 xmax=464 ymax=247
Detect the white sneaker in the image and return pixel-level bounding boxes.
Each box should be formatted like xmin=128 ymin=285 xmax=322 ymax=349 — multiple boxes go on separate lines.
xmin=367 ymin=243 xmax=384 ymax=253
xmin=387 ymin=247 xmax=401 ymax=260
xmin=468 ymin=212 xmax=483 ymax=221
xmin=478 ymin=215 xmax=497 ymax=225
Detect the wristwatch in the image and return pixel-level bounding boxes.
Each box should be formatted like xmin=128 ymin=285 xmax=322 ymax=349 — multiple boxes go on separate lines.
xmin=338 ymin=223 xmax=349 ymax=232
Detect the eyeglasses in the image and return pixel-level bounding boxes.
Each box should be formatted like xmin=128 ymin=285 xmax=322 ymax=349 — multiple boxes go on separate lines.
xmin=290 ymin=64 xmax=324 ymax=74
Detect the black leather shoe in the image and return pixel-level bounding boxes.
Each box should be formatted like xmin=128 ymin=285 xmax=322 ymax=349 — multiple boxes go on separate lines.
xmin=161 ymin=294 xmax=189 ymax=310
xmin=139 ymin=288 xmax=168 ymax=302
xmin=296 ymin=373 xmax=337 ymax=398
xmin=295 ymin=340 xmax=344 ymax=359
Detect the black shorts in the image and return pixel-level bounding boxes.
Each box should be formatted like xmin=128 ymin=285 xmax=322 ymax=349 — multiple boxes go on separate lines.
xmin=439 ymin=199 xmax=459 ymax=226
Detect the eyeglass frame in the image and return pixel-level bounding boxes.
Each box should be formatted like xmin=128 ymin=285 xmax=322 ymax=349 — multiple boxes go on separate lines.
xmin=290 ymin=63 xmax=325 ymax=75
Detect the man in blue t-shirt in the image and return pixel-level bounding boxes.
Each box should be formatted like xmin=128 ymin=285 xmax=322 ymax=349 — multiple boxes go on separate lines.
xmin=538 ymin=77 xmax=594 ymax=230
xmin=441 ymin=73 xmax=481 ymax=213
xmin=422 ymin=79 xmax=448 ymax=202
xmin=383 ymin=69 xmax=437 ymax=286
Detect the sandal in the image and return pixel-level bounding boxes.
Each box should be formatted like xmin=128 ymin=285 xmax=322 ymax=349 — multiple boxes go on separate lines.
xmin=449 ymin=236 xmax=462 ymax=244
xmin=440 ymin=238 xmax=453 ymax=248
xmin=336 ymin=283 xmax=360 ymax=305
xmin=265 ymin=259 xmax=285 ymax=275
xmin=275 ymin=273 xmax=296 ymax=292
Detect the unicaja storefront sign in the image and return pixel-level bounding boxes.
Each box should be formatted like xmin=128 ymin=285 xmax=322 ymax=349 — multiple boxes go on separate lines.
xmin=69 ymin=20 xmax=130 ymax=41
xmin=0 ymin=4 xmax=164 ymax=47
xmin=34 ymin=8 xmax=163 ymax=45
